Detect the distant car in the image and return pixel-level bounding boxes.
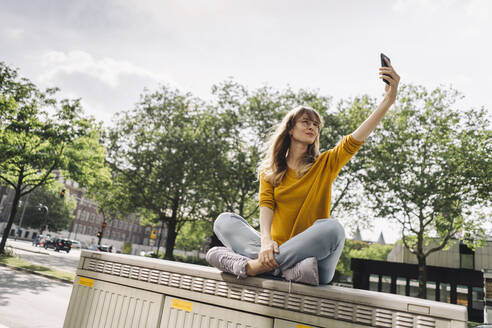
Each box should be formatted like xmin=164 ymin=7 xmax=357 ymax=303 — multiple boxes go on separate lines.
xmin=38 ymin=235 xmax=52 ymax=247
xmin=97 ymin=245 xmax=112 ymax=252
xmin=44 ymin=238 xmax=72 ymax=253
xmin=33 ymin=235 xmax=51 ymax=247
xmin=70 ymin=240 xmax=82 ymax=249
xmin=88 ymin=244 xmax=99 ymax=251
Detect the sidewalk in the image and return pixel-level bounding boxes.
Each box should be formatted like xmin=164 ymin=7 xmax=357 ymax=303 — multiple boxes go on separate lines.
xmin=5 ymin=240 xmax=49 ymax=255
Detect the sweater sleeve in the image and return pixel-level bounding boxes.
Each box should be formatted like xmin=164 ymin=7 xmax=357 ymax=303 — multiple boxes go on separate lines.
xmin=326 ymin=134 xmax=364 ymax=177
xmin=259 ymin=174 xmax=275 ymax=210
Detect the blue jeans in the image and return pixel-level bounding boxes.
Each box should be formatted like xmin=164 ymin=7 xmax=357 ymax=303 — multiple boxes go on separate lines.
xmin=213 ymin=212 xmax=345 ymax=285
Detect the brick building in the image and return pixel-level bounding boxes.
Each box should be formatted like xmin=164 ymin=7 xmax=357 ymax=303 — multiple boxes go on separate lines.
xmin=0 ymin=174 xmax=158 ymax=255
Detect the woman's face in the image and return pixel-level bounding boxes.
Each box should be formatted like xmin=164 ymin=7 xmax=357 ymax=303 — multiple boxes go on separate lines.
xmin=289 ymin=113 xmax=320 ymax=145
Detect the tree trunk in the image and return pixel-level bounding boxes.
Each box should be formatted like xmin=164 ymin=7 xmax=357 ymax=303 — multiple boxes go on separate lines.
xmin=417 ymin=255 xmax=427 ymax=299
xmin=164 ymin=219 xmax=177 ymax=260
xmin=0 ymin=190 xmax=21 ymax=254
xmin=155 ymin=217 xmax=166 ymax=257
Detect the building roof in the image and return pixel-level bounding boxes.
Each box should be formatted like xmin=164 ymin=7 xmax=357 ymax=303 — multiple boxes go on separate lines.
xmin=377 ymin=232 xmax=386 ymax=245
xmin=353 ymin=226 xmax=362 ymax=241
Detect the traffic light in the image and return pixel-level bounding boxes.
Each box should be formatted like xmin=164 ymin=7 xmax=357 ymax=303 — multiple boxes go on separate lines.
xmin=150 ymin=230 xmax=157 ymax=239
xmin=60 ymin=189 xmax=65 ymax=199
xmin=97 ymin=231 xmax=103 ymax=246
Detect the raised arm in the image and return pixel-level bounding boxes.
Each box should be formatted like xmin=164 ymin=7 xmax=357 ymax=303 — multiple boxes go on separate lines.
xmin=352 ymin=58 xmax=400 ymax=142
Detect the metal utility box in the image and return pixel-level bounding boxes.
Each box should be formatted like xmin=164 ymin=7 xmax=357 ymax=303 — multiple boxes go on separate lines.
xmin=64 ymin=276 xmax=163 ymax=327
xmin=64 ymin=251 xmax=468 ymax=328
xmin=160 ymin=296 xmax=273 ymax=327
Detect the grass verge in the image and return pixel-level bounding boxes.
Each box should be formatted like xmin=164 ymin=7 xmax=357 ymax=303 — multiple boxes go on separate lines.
xmin=0 ymin=254 xmax=74 ymax=283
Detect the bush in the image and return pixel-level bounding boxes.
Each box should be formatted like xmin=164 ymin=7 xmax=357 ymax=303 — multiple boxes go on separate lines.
xmin=122 ymin=242 xmax=132 ymax=254
xmin=174 ymin=254 xmax=209 ymax=266
xmin=336 ymin=240 xmax=394 ymax=282
xmin=144 ymin=251 xmax=209 ymax=266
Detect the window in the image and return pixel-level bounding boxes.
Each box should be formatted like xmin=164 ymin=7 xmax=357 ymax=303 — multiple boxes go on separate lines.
xmin=369 ymin=274 xmax=379 ymax=291
xmin=456 ymin=285 xmax=468 ymax=307
xmin=426 ymin=281 xmax=436 ymax=301
xmin=472 ymin=287 xmax=484 ymax=310
xmin=381 ymin=276 xmax=391 ymax=293
xmin=460 ymin=242 xmax=474 ymax=269
xmin=409 ymin=279 xmax=419 ymax=297
xmin=396 ymin=277 xmax=407 ymax=295
xmin=440 ymin=283 xmax=451 ymax=303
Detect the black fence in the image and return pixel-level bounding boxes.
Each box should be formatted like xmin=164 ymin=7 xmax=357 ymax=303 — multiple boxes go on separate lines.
xmin=351 ymin=258 xmax=484 ymax=323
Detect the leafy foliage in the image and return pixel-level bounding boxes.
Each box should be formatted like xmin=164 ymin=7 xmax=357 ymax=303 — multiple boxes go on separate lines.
xmin=0 ymin=61 xmax=107 ymax=254
xmin=336 ymin=240 xmax=393 ymax=279
xmin=122 ymin=242 xmax=132 ymax=255
xmin=106 ymin=86 xmax=215 ymax=259
xmin=359 ymin=84 xmax=491 ymax=297
xmin=175 ymin=220 xmax=213 ymax=252
xmin=15 ymin=184 xmax=77 ymax=232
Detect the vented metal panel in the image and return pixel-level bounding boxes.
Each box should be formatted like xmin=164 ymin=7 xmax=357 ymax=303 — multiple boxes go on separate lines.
xmin=64 ymin=276 xmax=163 ymax=328
xmin=84 ymin=257 xmax=442 ymax=327
xmin=160 ymin=296 xmax=273 ymax=328
xmin=73 ymin=251 xmax=467 ymax=328
xmin=274 ymin=319 xmax=319 ymax=327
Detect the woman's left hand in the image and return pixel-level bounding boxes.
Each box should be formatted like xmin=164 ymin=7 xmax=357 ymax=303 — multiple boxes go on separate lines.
xmin=379 ymin=58 xmax=400 ymax=104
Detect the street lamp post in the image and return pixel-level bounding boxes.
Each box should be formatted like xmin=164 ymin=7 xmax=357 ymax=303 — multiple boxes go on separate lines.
xmin=38 ymin=205 xmax=49 ymax=236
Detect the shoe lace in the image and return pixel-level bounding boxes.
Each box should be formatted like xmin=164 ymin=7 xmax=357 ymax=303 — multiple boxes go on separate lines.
xmin=220 ymin=254 xmax=246 ymax=278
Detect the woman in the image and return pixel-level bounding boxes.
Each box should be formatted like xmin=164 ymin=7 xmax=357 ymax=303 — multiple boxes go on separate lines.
xmin=207 ymin=59 xmax=400 ymax=285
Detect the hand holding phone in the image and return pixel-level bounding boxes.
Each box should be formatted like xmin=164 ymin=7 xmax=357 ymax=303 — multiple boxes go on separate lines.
xmin=380 ymin=53 xmax=391 ymax=85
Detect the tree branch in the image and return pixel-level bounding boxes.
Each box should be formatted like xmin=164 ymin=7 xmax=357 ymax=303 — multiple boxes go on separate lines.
xmin=0 ymin=174 xmax=16 ymax=189
xmin=332 ymin=179 xmax=351 ymax=213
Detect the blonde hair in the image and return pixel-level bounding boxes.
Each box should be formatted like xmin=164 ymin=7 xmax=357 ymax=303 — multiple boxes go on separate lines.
xmin=258 ymin=106 xmax=323 ymax=186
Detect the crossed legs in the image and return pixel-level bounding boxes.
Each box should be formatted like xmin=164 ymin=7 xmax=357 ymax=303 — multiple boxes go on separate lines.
xmin=213 ymin=212 xmax=345 ymax=284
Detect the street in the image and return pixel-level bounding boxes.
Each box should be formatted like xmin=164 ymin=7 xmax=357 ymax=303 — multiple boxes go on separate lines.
xmin=0 ymin=266 xmax=72 ymax=328
xmin=6 ymin=239 xmax=80 ymax=274
xmin=0 ymin=239 xmax=79 ymax=327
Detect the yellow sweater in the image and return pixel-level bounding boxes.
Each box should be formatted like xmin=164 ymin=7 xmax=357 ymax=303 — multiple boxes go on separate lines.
xmin=259 ymin=135 xmax=363 ymax=245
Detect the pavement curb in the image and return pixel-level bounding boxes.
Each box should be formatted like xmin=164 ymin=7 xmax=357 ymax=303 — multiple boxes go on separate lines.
xmin=6 ymin=243 xmax=50 ymax=255
xmin=0 ymin=262 xmax=74 ymax=285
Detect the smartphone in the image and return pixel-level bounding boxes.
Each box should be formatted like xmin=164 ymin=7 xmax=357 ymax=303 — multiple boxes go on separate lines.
xmin=380 ymin=53 xmax=391 ymax=85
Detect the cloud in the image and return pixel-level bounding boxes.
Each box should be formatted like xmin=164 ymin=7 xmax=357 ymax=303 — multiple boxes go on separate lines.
xmin=465 ymin=0 xmax=490 ymax=20
xmin=392 ymin=0 xmax=457 ymax=13
xmin=38 ymin=50 xmax=168 ymax=88
xmin=2 ymin=27 xmax=24 ymax=40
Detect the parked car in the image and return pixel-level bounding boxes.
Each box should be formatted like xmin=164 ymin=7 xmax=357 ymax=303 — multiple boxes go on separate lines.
xmin=70 ymin=240 xmax=82 ymax=249
xmin=44 ymin=238 xmax=72 ymax=253
xmin=98 ymin=245 xmax=112 ymax=252
xmin=87 ymin=244 xmax=99 ymax=251
xmin=38 ymin=235 xmax=52 ymax=247
xmin=87 ymin=244 xmax=113 ymax=252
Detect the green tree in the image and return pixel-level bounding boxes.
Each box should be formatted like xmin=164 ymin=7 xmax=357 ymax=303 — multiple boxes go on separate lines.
xmin=106 ymin=86 xmax=215 ymax=260
xmin=349 ymin=243 xmax=393 ymax=261
xmin=336 ymin=239 xmax=368 ymax=279
xmin=360 ymin=84 xmax=492 ymax=298
xmin=15 ymin=184 xmax=77 ymax=232
xmin=323 ymin=96 xmax=380 ymax=231
xmin=175 ymin=220 xmax=213 ymax=252
xmin=336 ymin=240 xmax=393 ymax=280
xmin=0 ymin=62 xmax=107 ymax=254
xmin=208 ymin=81 xmax=354 ymax=225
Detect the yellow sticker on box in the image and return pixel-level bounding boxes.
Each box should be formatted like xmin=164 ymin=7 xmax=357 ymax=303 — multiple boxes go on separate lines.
xmin=297 ymin=325 xmax=312 ymax=328
xmin=171 ymin=298 xmax=193 ymax=312
xmin=78 ymin=277 xmax=94 ymax=287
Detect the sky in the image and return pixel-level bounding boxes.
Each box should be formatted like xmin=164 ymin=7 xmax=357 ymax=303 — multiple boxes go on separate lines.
xmin=1 ymin=0 xmax=491 ymax=243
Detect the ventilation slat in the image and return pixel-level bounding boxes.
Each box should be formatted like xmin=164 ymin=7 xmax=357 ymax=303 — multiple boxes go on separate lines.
xmin=81 ymin=257 xmax=447 ymax=328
